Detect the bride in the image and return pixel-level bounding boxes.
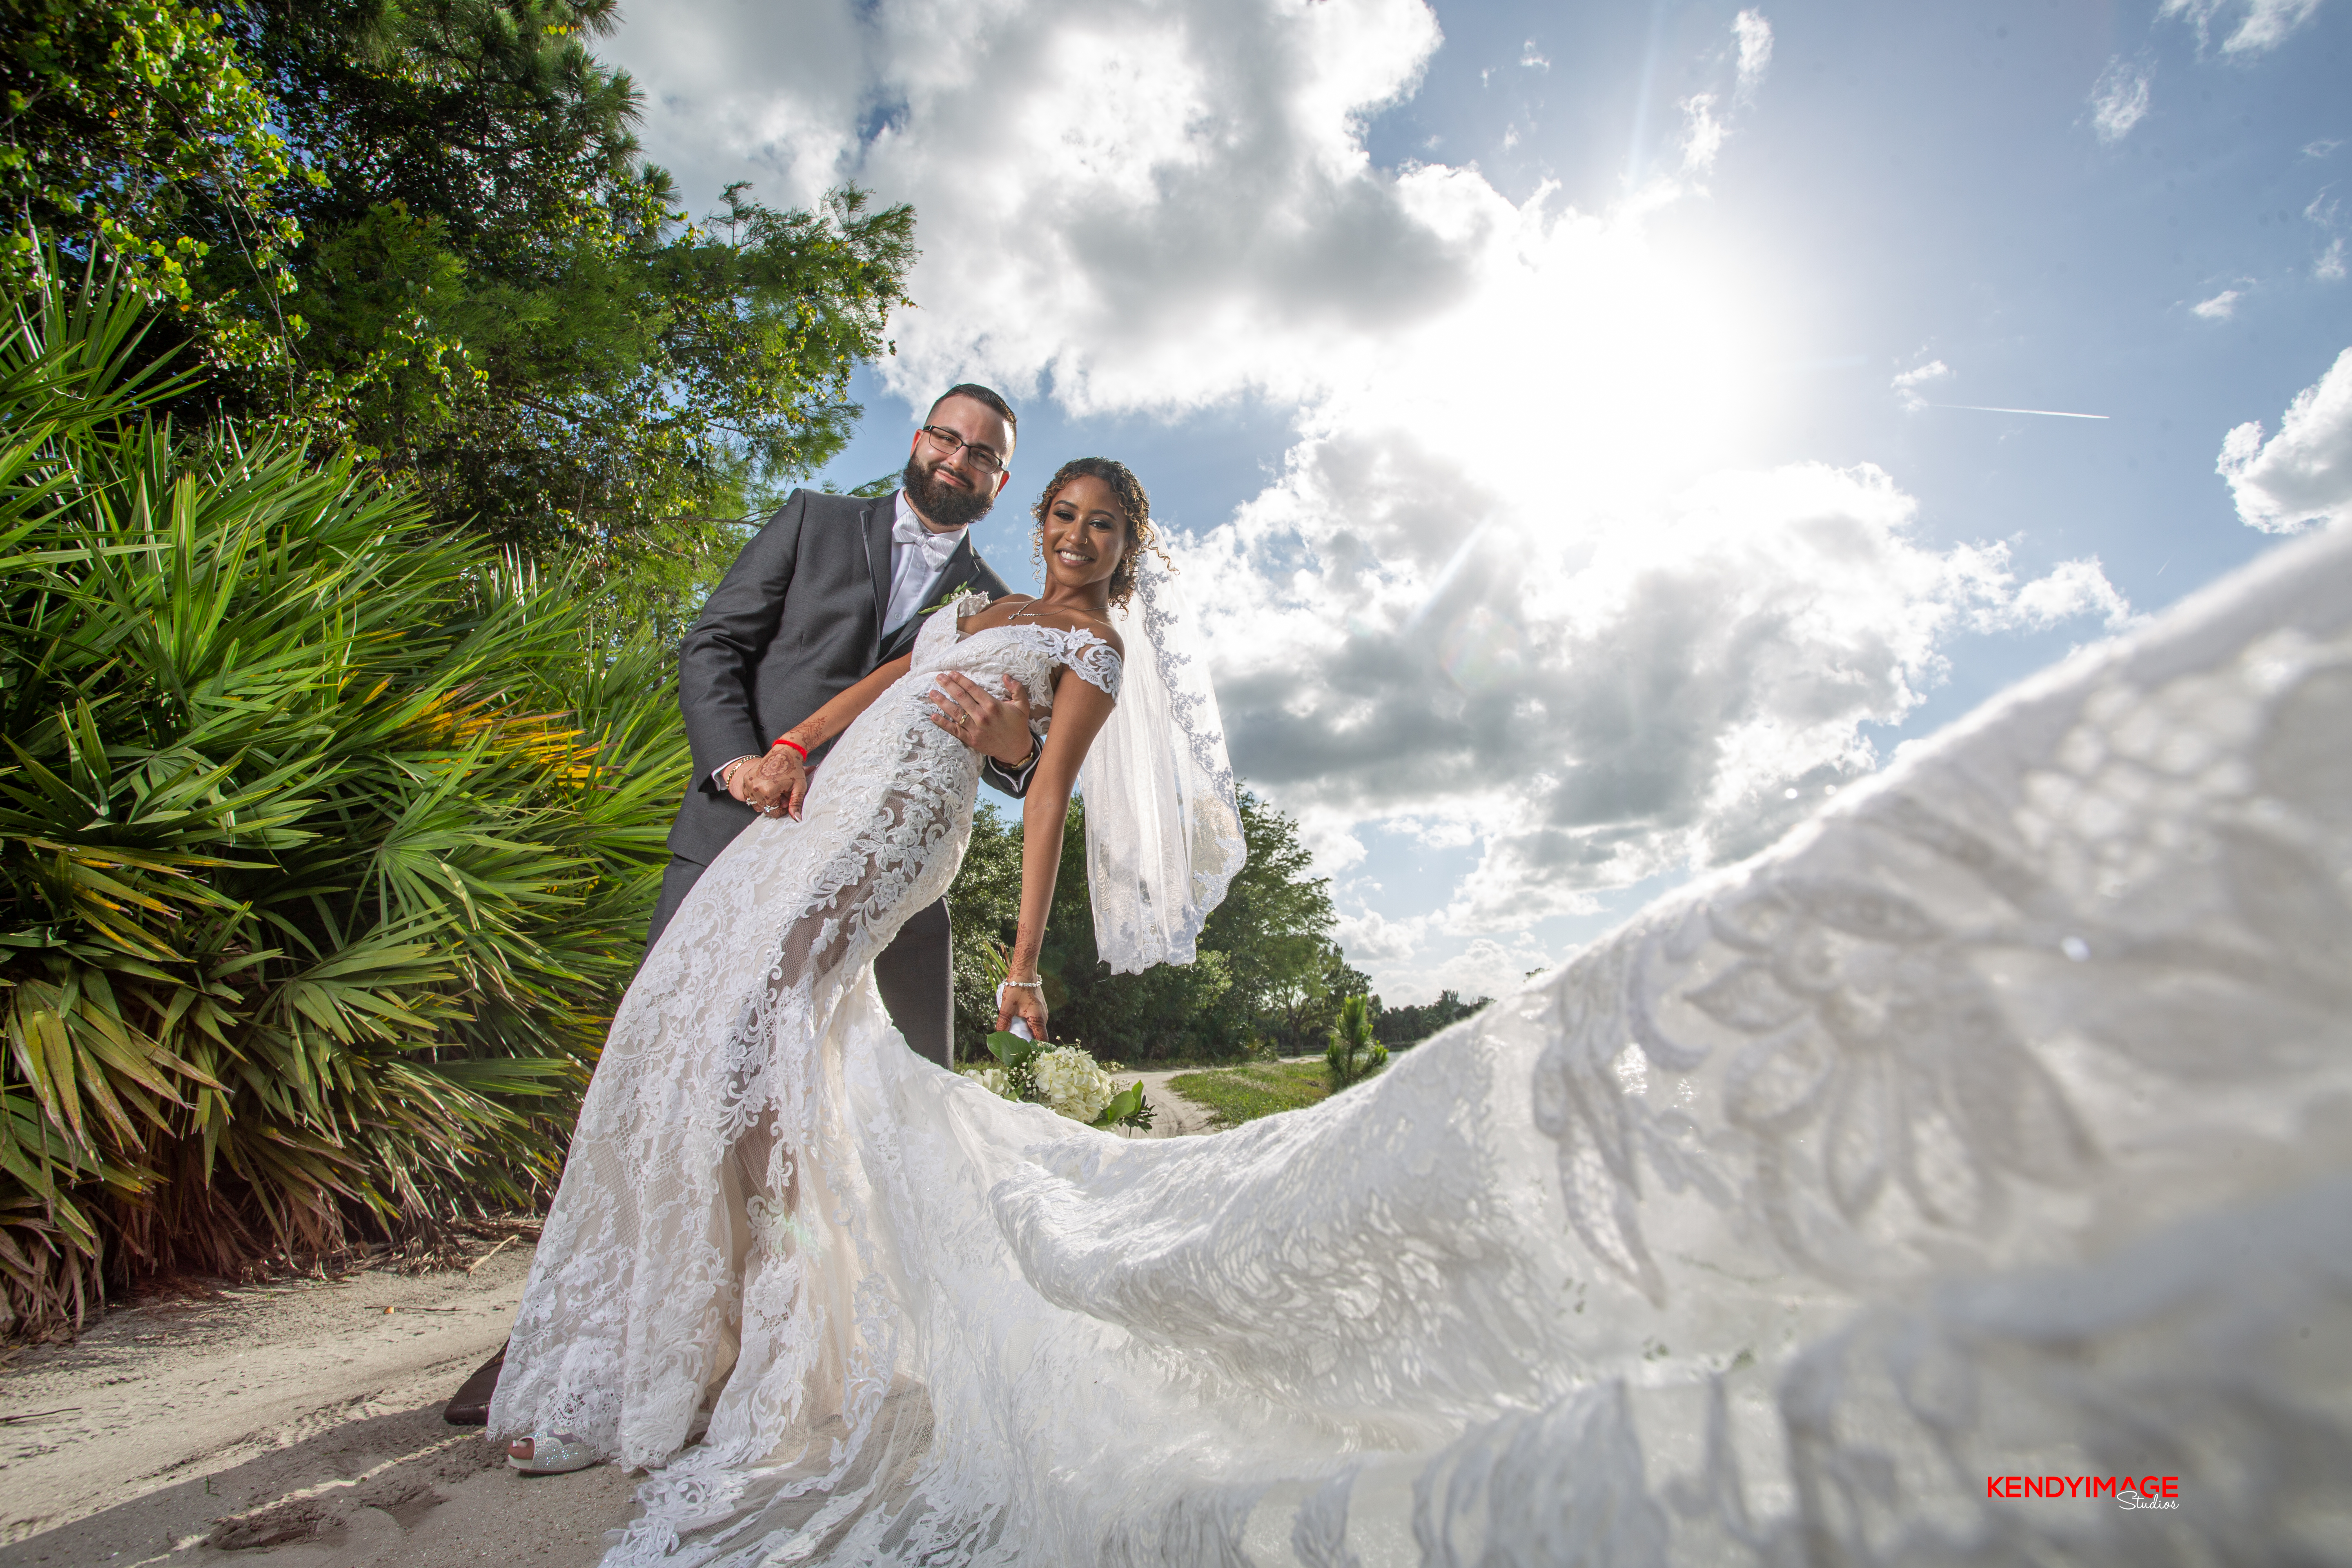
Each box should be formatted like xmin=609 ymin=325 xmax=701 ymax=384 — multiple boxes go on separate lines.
xmin=497 ymin=466 xmax=2351 ymax=1566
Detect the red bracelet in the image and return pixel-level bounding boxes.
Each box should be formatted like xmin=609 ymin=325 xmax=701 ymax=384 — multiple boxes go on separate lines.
xmin=772 ymin=737 xmax=808 ymax=760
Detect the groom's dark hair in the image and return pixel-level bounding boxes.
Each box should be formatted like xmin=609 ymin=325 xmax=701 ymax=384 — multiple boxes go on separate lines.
xmin=929 ymin=383 xmax=1017 ymax=433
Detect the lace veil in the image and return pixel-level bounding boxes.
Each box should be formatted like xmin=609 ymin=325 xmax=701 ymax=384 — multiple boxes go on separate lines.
xmin=1077 ymin=549 xmax=1246 ymax=973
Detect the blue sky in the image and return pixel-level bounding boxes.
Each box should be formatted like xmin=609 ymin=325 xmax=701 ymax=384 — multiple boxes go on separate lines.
xmin=608 ymin=0 xmax=2352 ymax=1002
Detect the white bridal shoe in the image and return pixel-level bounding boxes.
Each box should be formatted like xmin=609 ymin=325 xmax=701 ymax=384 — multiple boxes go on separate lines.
xmin=507 ymin=1432 xmax=597 ymax=1474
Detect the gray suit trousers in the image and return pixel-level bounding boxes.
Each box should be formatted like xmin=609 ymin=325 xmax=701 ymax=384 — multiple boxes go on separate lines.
xmin=647 ymin=855 xmax=955 ymax=1068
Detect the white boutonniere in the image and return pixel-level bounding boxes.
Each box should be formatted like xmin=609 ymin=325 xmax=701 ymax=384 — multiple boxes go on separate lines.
xmin=922 ymin=584 xmax=988 ymax=619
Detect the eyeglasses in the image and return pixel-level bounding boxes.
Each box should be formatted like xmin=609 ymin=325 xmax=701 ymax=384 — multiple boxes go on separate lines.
xmin=918 ymin=424 xmax=1005 ymax=474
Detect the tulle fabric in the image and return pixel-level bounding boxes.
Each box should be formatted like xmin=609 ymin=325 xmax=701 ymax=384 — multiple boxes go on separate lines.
xmin=508 ymin=526 xmax=2349 ymax=1565
xmin=1080 ymin=550 xmax=1246 ymax=973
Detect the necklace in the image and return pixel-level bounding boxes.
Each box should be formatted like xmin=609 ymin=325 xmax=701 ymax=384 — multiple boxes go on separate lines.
xmin=1000 ymin=596 xmax=1109 ymax=632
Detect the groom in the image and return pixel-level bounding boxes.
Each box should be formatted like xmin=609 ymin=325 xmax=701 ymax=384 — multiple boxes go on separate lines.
xmin=444 ymin=383 xmax=1038 ymax=1426
xmin=658 ymin=380 xmax=1042 ymax=1046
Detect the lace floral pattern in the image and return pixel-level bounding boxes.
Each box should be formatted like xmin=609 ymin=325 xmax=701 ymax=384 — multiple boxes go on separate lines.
xmin=500 ymin=528 xmax=2349 ymax=1565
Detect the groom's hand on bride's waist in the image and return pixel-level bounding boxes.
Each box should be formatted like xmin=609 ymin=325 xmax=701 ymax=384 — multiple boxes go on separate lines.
xmin=924 ymin=673 xmax=1036 ymax=766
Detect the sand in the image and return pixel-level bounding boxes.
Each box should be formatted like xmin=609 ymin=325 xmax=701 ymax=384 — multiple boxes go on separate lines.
xmin=0 ymin=1079 xmax=1218 ymax=1568
xmin=0 ymin=1239 xmax=634 ymax=1568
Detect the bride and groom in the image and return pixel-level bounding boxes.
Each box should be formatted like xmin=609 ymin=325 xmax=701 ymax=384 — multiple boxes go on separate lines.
xmin=470 ymin=382 xmax=1249 ymax=1532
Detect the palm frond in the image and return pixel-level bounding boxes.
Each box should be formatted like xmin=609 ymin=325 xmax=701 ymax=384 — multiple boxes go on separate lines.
xmin=0 ymin=246 xmax=690 ymax=1336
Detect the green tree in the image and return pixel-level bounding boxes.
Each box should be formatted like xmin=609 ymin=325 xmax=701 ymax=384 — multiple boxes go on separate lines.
xmin=4 ymin=0 xmax=916 ymax=628
xmin=1373 ymin=989 xmax=1492 ymax=1049
xmin=944 ymin=790 xmax=1353 ymax=1065
xmin=235 ymin=1 xmax=915 ymax=621
xmin=0 ymin=0 xmax=305 ymax=374
xmin=1197 ymin=793 xmax=1346 ymax=1054
xmin=1323 ymin=993 xmax=1385 ymax=1091
xmin=947 ymin=800 xmax=1024 ymax=1058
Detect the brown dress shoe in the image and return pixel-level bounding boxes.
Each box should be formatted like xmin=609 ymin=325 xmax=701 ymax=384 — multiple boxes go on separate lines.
xmin=443 ymin=1342 xmax=507 ymax=1425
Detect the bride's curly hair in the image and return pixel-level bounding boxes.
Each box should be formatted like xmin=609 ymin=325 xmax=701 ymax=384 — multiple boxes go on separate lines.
xmin=1030 ymin=457 xmax=1168 ymax=609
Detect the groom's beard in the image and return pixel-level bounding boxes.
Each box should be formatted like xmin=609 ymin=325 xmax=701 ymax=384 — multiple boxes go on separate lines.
xmin=901 ymin=454 xmax=998 ymax=531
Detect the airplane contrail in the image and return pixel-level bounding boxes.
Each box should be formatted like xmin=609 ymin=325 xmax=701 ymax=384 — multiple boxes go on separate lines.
xmin=1927 ymin=402 xmax=2110 ymax=420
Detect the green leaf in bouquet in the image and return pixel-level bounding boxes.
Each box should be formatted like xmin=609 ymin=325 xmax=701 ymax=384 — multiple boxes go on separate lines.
xmin=986 ymin=1030 xmax=1041 ymax=1070
xmin=1093 ymin=1082 xmax=1155 ymax=1131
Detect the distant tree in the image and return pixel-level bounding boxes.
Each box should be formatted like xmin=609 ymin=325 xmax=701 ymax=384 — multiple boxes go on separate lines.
xmin=1197 ymin=793 xmax=1340 ymax=1050
xmin=944 ymin=791 xmax=1354 ymax=1065
xmin=948 ymin=801 xmax=1025 ymax=1058
xmin=1374 ymin=989 xmax=1492 ymax=1049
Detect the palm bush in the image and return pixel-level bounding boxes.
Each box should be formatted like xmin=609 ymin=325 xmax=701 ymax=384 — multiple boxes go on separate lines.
xmin=0 ymin=256 xmax=687 ymax=1337
xmin=1324 ymin=993 xmax=1385 ymax=1091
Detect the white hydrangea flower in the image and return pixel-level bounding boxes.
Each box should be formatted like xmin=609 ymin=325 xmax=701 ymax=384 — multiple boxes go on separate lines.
xmin=961 ymin=1065 xmax=1018 ymax=1101
xmin=1031 ymin=1046 xmax=1116 ymax=1123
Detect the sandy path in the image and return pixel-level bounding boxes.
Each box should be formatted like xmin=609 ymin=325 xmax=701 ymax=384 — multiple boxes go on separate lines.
xmin=1127 ymin=1070 xmax=1220 ymax=1138
xmin=0 ymin=1243 xmax=634 ymax=1567
xmin=0 ymin=1081 xmax=1223 ymax=1567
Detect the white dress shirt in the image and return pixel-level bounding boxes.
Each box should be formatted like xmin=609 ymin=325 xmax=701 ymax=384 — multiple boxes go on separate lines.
xmin=884 ymin=489 xmax=967 ymax=633
xmin=716 ymin=491 xmax=968 ymax=788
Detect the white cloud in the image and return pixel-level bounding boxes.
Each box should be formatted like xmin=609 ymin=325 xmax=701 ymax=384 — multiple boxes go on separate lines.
xmin=2089 ymin=56 xmax=2153 ymax=143
xmin=1984 ymin=557 xmax=2140 ymax=632
xmin=2321 ymin=238 xmax=2348 ymax=281
xmin=1681 ymin=94 xmax=1726 ymax=174
xmin=1330 ymin=909 xmax=1424 ymax=964
xmin=2193 ymin=287 xmax=2243 ymax=319
xmin=608 ymin=0 xmax=869 ymax=215
xmin=1520 ymin=40 xmax=1550 ymax=70
xmin=1187 ymin=453 xmax=2134 ymax=929
xmin=1892 ymin=359 xmax=1949 ymax=410
xmin=2218 ymin=346 xmax=2352 ymax=531
xmin=2161 ymin=0 xmax=2330 ymax=54
xmin=612 ymin=0 xmax=1453 ymax=417
xmin=2308 ymin=139 xmax=2345 ymax=160
xmin=601 ymin=0 xmax=2136 ymax=960
xmin=1733 ymin=11 xmax=1774 ymax=102
xmin=1367 ymin=933 xmax=1552 ymax=1011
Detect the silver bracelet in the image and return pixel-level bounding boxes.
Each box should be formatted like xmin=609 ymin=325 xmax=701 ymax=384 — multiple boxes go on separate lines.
xmin=997 ymin=978 xmax=1043 ymax=990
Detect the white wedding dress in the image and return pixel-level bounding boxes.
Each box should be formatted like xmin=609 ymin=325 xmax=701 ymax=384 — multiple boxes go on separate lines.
xmin=497 ymin=528 xmax=2352 ymax=1566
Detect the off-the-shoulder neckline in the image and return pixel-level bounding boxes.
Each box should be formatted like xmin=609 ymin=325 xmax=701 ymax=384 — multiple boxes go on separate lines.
xmin=949 ymin=597 xmax=1123 ymax=661
xmin=953 ymin=619 xmax=1120 ymax=657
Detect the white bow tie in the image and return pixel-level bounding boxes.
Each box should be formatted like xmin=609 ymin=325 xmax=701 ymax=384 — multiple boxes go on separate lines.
xmin=893 ymin=513 xmax=963 ymax=572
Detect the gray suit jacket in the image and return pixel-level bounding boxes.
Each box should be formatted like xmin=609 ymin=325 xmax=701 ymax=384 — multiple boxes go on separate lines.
xmin=669 ymin=487 xmax=1038 ymax=866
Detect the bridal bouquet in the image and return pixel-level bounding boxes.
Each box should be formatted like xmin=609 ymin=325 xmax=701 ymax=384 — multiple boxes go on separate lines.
xmin=964 ymin=1032 xmax=1155 ymax=1131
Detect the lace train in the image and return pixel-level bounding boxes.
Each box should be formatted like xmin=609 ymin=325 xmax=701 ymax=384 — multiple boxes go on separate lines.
xmin=499 ymin=528 xmax=2350 ymax=1564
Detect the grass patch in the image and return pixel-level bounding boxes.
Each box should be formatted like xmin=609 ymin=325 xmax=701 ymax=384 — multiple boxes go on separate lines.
xmin=1167 ymin=1060 xmax=1351 ymax=1128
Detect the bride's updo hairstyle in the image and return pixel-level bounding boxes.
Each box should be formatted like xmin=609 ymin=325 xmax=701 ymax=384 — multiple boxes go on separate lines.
xmin=1031 ymin=457 xmax=1166 ymax=609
